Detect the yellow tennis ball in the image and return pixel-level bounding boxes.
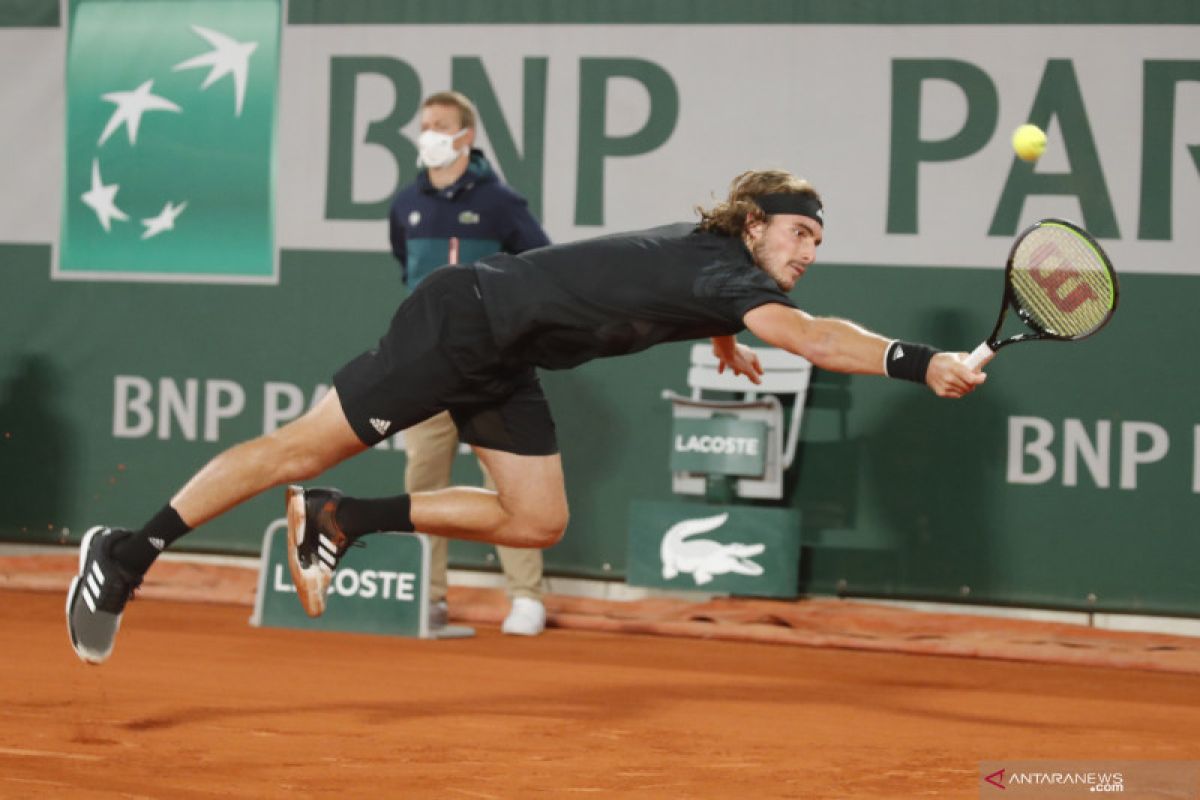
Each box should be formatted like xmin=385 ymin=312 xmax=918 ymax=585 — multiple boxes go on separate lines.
xmin=1012 ymin=124 xmax=1047 ymax=162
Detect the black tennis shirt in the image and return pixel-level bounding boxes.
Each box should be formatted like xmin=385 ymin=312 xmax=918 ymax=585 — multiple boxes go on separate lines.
xmin=470 ymin=223 xmax=796 ymax=370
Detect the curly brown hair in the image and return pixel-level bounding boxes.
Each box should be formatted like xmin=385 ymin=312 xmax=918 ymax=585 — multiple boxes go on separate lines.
xmin=696 ymin=170 xmax=822 ymax=236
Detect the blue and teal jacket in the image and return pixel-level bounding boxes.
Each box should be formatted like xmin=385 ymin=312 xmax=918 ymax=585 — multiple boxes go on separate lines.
xmin=388 ymin=149 xmax=550 ymax=287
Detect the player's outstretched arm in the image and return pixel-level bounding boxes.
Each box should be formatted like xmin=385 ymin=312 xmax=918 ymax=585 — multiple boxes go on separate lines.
xmin=743 ymin=303 xmax=985 ymax=398
xmin=743 ymin=303 xmax=888 ymax=374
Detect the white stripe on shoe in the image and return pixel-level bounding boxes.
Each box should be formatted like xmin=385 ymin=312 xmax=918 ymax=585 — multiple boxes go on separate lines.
xmin=82 ymin=586 xmax=96 ymax=613
xmin=318 ymin=538 xmax=337 ymax=569
xmin=91 ymin=561 xmax=105 ymax=585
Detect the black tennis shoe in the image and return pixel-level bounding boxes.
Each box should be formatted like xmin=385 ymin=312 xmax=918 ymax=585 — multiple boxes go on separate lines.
xmin=66 ymin=526 xmax=143 ymax=665
xmin=286 ymin=485 xmax=351 ymax=618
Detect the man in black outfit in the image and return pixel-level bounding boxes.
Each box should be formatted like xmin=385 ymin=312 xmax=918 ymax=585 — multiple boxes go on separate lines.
xmin=67 ymin=169 xmax=986 ymax=662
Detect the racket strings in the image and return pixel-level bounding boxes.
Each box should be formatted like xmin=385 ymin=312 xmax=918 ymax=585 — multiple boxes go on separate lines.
xmin=1009 ymin=229 xmax=1115 ymax=338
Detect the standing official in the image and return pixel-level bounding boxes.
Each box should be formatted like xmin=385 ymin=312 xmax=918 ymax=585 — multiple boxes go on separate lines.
xmin=388 ymin=91 xmax=551 ymax=636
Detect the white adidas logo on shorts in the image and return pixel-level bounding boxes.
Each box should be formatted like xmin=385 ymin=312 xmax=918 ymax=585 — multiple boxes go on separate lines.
xmin=370 ymin=417 xmax=391 ymax=435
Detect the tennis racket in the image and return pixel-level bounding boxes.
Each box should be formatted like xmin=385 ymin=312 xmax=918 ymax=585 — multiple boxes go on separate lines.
xmin=966 ymin=218 xmax=1119 ymax=370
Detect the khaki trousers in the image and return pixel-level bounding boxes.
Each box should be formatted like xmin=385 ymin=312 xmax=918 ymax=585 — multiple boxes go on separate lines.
xmin=403 ymin=411 xmax=544 ymax=603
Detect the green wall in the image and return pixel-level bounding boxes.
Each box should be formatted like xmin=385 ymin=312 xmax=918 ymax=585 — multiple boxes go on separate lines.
xmin=4 ymin=240 xmax=1196 ymax=613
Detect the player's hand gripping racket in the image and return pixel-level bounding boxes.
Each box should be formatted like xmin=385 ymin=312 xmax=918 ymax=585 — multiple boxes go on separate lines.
xmin=966 ymin=218 xmax=1119 ymax=370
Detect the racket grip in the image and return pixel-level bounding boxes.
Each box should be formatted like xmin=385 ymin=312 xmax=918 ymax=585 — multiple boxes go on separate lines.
xmin=964 ymin=343 xmax=995 ymax=370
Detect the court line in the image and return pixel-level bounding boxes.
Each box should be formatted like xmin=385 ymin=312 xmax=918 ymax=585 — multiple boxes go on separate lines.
xmin=0 ymin=746 xmax=104 ymax=762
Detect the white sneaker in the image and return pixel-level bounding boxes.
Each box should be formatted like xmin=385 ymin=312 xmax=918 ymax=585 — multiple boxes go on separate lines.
xmin=501 ymin=597 xmax=546 ymax=636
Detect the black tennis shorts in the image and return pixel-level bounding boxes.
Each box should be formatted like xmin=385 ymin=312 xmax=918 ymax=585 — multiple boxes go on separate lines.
xmin=333 ymin=266 xmax=558 ymax=456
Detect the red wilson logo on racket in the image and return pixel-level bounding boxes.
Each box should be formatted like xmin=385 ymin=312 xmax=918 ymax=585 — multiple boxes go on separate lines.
xmin=1026 ymin=242 xmax=1100 ymax=314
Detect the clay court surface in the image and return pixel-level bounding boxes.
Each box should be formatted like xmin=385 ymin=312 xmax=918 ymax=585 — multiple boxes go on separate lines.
xmin=5 ymin=588 xmax=1200 ymax=799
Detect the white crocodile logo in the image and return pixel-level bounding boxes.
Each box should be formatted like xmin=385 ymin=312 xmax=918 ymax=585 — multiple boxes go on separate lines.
xmin=660 ymin=513 xmax=765 ymax=586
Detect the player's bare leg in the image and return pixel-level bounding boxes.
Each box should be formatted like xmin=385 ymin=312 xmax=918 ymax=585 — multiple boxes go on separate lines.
xmin=173 ymin=388 xmax=368 ymax=528
xmin=411 ymin=446 xmax=569 ymax=549
xmin=286 ymin=445 xmax=567 ymax=617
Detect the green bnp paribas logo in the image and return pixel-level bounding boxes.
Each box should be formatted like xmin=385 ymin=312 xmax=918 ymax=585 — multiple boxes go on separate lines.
xmin=58 ymin=0 xmax=279 ymax=283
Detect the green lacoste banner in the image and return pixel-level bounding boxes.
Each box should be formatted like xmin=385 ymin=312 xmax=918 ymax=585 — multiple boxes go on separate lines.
xmin=60 ymin=0 xmax=278 ymax=281
xmin=251 ymin=526 xmax=432 ymax=638
xmin=670 ymin=417 xmax=767 ymax=477
xmin=627 ymin=500 xmax=801 ymax=598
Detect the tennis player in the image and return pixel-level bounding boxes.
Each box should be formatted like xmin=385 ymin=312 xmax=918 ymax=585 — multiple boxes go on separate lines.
xmin=67 ymin=169 xmax=986 ymax=663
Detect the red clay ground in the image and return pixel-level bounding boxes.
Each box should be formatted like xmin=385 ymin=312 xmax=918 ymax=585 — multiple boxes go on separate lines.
xmin=4 ymin=589 xmax=1200 ymax=799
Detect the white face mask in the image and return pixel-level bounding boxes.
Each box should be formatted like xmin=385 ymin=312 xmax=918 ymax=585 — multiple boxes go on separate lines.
xmin=416 ymin=128 xmax=468 ymax=169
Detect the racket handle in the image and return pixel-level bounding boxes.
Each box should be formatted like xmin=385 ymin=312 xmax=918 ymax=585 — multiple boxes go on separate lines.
xmin=964 ymin=343 xmax=995 ymax=370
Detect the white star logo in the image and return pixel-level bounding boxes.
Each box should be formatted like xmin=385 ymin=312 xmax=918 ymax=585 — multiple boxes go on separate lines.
xmin=173 ymin=25 xmax=258 ymax=117
xmin=98 ymin=80 xmax=182 ymax=147
xmin=141 ymin=200 xmax=188 ymax=240
xmin=80 ymin=159 xmax=129 ymax=232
